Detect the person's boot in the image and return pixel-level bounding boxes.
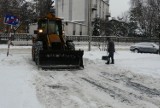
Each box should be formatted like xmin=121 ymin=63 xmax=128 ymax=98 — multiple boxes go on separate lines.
xmin=111 ymin=60 xmax=114 ymax=64
xmin=105 ymin=62 xmax=109 ymax=64
xmin=105 ymin=60 xmax=110 ymax=64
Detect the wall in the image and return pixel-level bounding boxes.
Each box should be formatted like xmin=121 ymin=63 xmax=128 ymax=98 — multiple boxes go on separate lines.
xmin=92 ymin=0 xmax=110 ymax=19
xmin=56 ymin=0 xmax=86 ymax=22
xmin=55 ymin=0 xmax=110 ymax=35
xmin=29 ymin=23 xmax=37 ymax=35
xmin=63 ymin=21 xmax=87 ymax=36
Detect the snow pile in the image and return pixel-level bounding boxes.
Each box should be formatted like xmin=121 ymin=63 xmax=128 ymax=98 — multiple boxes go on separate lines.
xmin=0 ymin=51 xmax=42 ymax=108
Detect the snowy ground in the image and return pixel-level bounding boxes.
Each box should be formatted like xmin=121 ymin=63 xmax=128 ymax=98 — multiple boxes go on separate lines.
xmin=0 ymin=43 xmax=160 ymax=108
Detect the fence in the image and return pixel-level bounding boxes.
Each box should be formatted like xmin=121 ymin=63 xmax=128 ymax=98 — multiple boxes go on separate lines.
xmin=0 ymin=33 xmax=159 ymax=45
xmin=0 ymin=33 xmax=32 ymax=45
xmin=66 ymin=35 xmax=159 ymax=43
xmin=0 ymin=33 xmax=32 ymax=41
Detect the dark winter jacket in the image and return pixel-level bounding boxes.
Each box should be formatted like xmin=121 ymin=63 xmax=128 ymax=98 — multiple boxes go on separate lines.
xmin=107 ymin=41 xmax=115 ymax=53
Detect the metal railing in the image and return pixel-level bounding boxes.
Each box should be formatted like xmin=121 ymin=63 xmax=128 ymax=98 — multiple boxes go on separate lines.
xmin=66 ymin=35 xmax=159 ymax=43
xmin=0 ymin=33 xmax=32 ymax=41
xmin=0 ymin=33 xmax=159 ymax=45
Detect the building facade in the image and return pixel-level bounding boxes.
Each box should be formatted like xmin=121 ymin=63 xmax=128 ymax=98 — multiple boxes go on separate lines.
xmin=55 ymin=0 xmax=110 ymax=35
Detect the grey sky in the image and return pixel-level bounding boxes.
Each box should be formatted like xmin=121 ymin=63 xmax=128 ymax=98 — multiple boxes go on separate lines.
xmin=110 ymin=0 xmax=130 ymax=18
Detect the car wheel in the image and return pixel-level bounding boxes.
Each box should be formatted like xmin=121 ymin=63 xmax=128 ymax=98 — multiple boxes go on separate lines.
xmin=156 ymin=50 xmax=159 ymax=54
xmin=134 ymin=49 xmax=139 ymax=53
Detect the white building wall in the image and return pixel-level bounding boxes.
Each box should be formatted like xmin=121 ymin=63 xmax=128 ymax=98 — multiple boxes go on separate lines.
xmin=81 ymin=25 xmax=87 ymax=35
xmin=56 ymin=0 xmax=86 ymax=22
xmin=75 ymin=24 xmax=80 ymax=35
xmin=64 ymin=21 xmax=87 ymax=36
xmin=56 ymin=0 xmax=70 ymax=20
xmin=65 ymin=22 xmax=74 ymax=35
xmin=72 ymin=0 xmax=85 ymax=22
xmin=93 ymin=0 xmax=110 ymax=19
xmin=29 ymin=23 xmax=37 ymax=35
xmin=56 ymin=0 xmax=110 ymax=21
xmin=55 ymin=0 xmax=110 ymax=35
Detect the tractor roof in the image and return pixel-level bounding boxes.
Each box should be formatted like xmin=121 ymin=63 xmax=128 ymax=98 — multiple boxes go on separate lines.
xmin=38 ymin=13 xmax=62 ymax=21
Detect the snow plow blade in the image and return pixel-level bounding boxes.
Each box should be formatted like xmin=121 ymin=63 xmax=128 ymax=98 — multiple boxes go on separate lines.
xmin=37 ymin=50 xmax=84 ymax=69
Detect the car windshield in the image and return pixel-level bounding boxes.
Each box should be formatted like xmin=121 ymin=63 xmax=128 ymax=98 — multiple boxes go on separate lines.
xmin=152 ymin=43 xmax=159 ymax=47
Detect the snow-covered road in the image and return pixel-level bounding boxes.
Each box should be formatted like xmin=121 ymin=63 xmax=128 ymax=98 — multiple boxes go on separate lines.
xmin=0 ymin=45 xmax=160 ymax=108
xmin=36 ymin=57 xmax=160 ymax=108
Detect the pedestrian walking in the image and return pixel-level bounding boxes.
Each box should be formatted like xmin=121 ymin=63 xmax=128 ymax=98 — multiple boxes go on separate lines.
xmin=106 ymin=37 xmax=115 ymax=64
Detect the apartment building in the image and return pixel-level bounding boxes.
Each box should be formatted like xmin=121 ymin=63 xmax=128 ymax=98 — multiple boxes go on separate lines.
xmin=55 ymin=0 xmax=110 ymax=35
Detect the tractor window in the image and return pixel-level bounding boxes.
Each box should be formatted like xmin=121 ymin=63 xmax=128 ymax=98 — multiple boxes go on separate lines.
xmin=48 ymin=21 xmax=59 ymax=35
xmin=39 ymin=20 xmax=61 ymax=35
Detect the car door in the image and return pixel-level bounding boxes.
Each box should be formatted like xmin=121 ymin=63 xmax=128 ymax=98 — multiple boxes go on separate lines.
xmin=143 ymin=43 xmax=156 ymax=53
xmin=150 ymin=44 xmax=158 ymax=53
xmin=147 ymin=44 xmax=155 ymax=53
xmin=139 ymin=43 xmax=148 ymax=52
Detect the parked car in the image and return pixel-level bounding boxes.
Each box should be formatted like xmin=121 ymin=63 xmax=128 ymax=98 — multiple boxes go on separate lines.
xmin=130 ymin=42 xmax=159 ymax=54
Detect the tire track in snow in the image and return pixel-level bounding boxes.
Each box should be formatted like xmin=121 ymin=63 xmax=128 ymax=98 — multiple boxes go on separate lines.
xmin=127 ymin=81 xmax=160 ymax=96
xmin=99 ymin=71 xmax=160 ymax=107
xmin=80 ymin=59 xmax=160 ymax=107
xmin=101 ymin=72 xmax=160 ymax=96
xmin=81 ymin=77 xmax=131 ymax=104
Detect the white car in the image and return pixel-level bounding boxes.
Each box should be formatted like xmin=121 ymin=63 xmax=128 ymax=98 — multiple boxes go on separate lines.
xmin=130 ymin=42 xmax=159 ymax=54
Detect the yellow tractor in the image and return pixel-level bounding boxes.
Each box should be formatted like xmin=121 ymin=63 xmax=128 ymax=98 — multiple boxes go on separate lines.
xmin=32 ymin=12 xmax=84 ymax=69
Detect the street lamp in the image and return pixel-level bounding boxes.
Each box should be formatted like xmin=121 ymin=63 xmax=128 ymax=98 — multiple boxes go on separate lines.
xmin=159 ymin=32 xmax=160 ymax=54
xmin=88 ymin=0 xmax=92 ymax=51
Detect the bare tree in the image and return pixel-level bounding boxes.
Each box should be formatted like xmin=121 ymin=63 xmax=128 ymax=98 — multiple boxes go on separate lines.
xmin=0 ymin=0 xmax=37 ymax=32
xmin=130 ymin=0 xmax=160 ymax=38
xmin=34 ymin=0 xmax=54 ymax=17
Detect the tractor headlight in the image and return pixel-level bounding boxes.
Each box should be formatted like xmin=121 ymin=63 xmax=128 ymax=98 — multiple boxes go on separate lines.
xmin=38 ymin=29 xmax=43 ymax=33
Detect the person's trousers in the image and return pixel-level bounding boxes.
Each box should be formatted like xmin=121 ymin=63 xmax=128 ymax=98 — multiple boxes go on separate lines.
xmin=107 ymin=52 xmax=114 ymax=64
